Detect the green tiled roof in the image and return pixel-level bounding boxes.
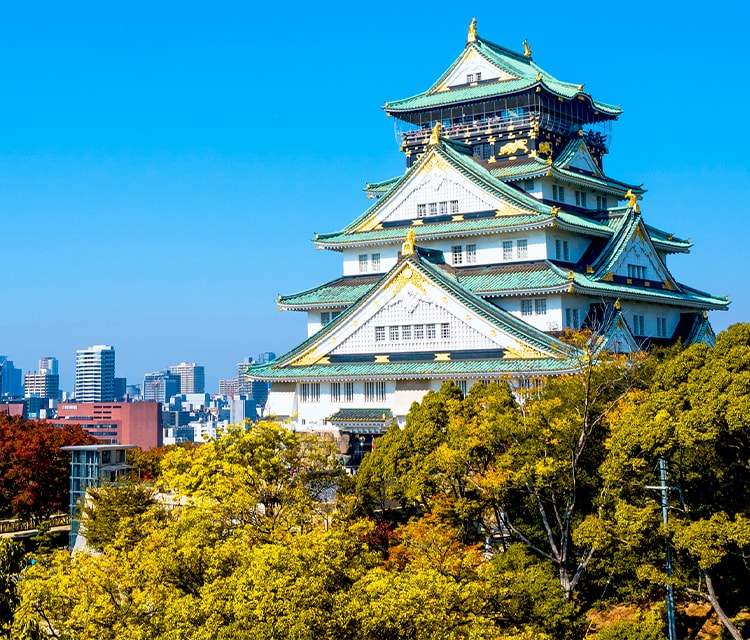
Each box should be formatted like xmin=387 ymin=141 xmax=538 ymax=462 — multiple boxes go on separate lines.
xmin=329 ymin=408 xmax=392 ymax=422
xmin=249 ymin=357 xmax=578 ymax=381
xmin=488 ymin=150 xmax=642 ymax=196
xmin=279 ymin=275 xmax=380 ymax=308
xmin=364 ymin=176 xmax=400 ymax=194
xmin=385 ymin=36 xmax=620 ymax=116
xmin=455 ymin=262 xmax=569 ymax=293
xmin=645 ymin=224 xmax=691 ymax=253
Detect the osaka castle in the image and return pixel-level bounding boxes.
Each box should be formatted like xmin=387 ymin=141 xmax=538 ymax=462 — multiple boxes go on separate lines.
xmin=249 ymin=19 xmax=728 ymax=443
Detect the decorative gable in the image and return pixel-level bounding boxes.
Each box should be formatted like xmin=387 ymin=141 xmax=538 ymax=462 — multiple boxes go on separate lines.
xmin=564 ymin=142 xmax=602 ymax=176
xmin=594 ymin=313 xmax=640 ymax=354
xmin=287 ymin=260 xmax=562 ymax=367
xmin=354 ymin=150 xmax=514 ymax=232
xmin=434 ymin=48 xmax=517 ymax=92
xmin=609 ymin=225 xmax=674 ymax=286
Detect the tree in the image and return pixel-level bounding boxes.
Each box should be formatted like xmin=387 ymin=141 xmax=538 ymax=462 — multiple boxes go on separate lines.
xmin=0 ymin=416 xmax=96 ymax=521
xmin=0 ymin=540 xmax=24 ymax=638
xmin=81 ymin=481 xmax=161 ymax=551
xmin=357 ymin=353 xmax=643 ymax=601
xmin=604 ymin=324 xmax=750 ymax=640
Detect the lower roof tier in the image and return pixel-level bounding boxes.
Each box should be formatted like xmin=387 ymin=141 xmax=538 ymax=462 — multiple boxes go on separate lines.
xmin=278 ymin=260 xmax=729 ymax=312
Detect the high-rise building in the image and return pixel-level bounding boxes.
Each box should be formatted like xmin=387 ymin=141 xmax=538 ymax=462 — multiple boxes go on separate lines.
xmin=24 ymin=372 xmax=60 ymax=400
xmin=75 ymin=345 xmax=116 ymax=402
xmin=0 ymin=356 xmax=23 ymax=399
xmin=169 ymin=362 xmax=205 ymax=394
xmin=143 ymin=370 xmax=181 ymax=403
xmin=236 ymin=357 xmax=271 ymax=411
xmin=247 ymin=20 xmax=728 ymax=433
xmin=38 ymin=357 xmax=58 ymax=375
xmin=219 ymin=379 xmax=238 ymax=396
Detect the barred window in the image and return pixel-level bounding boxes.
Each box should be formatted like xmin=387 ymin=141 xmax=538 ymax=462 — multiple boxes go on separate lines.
xmin=441 ymin=323 xmax=450 ymax=339
xmin=521 ymin=300 xmax=533 ymax=316
xmin=300 ymin=383 xmax=320 ymax=403
xmin=389 ymin=325 xmax=399 ymax=341
xmin=439 ymin=201 xmax=448 ymax=215
xmin=364 ymin=381 xmax=386 ymax=402
xmin=503 ymin=240 xmax=513 ymax=260
xmin=371 ymin=253 xmax=381 ymax=270
xmin=466 ymin=244 xmax=477 ymax=263
xmin=534 ymin=299 xmax=547 ymax=315
xmin=450 ymin=200 xmax=459 ymax=213
xmin=426 ymin=324 xmax=437 ymax=339
xmin=429 ymin=202 xmax=438 ymax=216
xmin=517 ymin=239 xmax=528 ymax=259
xmin=417 ymin=203 xmax=427 ymax=217
xmin=414 ymin=324 xmax=424 ymax=340
xmin=452 ymin=245 xmax=463 ymax=265
xmin=402 ymin=325 xmax=412 ymax=340
xmin=375 ymin=326 xmax=385 ymax=342
xmin=359 ymin=254 xmax=368 ymax=273
xmin=330 ymin=382 xmax=341 ymax=402
xmin=321 ymin=311 xmax=330 ymax=326
xmin=343 ymin=382 xmax=354 ymax=402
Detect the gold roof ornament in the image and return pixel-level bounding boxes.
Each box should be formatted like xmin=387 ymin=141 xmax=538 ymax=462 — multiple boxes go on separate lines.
xmin=614 ymin=299 xmax=621 ymax=310
xmin=567 ymin=270 xmax=575 ymax=280
xmin=428 ymin=121 xmax=442 ymax=145
xmin=467 ymin=17 xmax=477 ymax=43
xmin=550 ymin=205 xmax=560 ymax=215
xmin=624 ymin=189 xmax=640 ymax=213
xmin=523 ymin=40 xmax=532 ymax=58
xmin=402 ymin=228 xmax=416 ymax=256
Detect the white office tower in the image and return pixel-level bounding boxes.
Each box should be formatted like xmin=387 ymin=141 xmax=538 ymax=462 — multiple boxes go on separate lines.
xmin=169 ymin=362 xmax=205 ymax=394
xmin=75 ymin=345 xmax=115 ymax=402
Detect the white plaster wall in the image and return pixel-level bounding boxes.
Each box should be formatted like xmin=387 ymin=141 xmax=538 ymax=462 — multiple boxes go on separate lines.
xmin=544 ymin=230 xmax=592 ymax=264
xmin=616 ymin=301 xmax=683 ymax=339
xmin=342 ymin=249 xmax=398 ymax=276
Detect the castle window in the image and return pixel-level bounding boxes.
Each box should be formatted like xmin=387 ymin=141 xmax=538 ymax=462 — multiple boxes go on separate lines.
xmin=375 ymin=326 xmax=385 ymax=342
xmin=565 ymin=308 xmax=580 ymax=329
xmin=466 ymin=244 xmax=477 ymax=263
xmin=596 ymin=196 xmax=609 ymax=210
xmin=441 ymin=323 xmax=450 ymax=339
xmin=389 ymin=326 xmax=400 ymax=341
xmin=657 ymin=317 xmax=668 ymax=338
xmin=516 ymin=239 xmax=528 ymax=259
xmin=365 ymin=381 xmax=386 ymax=402
xmin=426 ymin=324 xmax=437 ymax=339
xmin=524 ymin=178 xmax=535 ymax=190
xmin=417 ymin=203 xmax=427 ymax=217
xmin=555 ymin=239 xmax=570 ymax=261
xmin=535 ymin=299 xmax=547 ymax=315
xmin=300 ymin=383 xmax=320 ymax=403
xmin=321 ymin=312 xmax=330 ymax=326
xmin=476 ymin=72 xmax=481 ymax=81
xmin=343 ymin=382 xmax=354 ymax=403
xmin=429 ymin=202 xmax=438 ymax=215
xmin=439 ymin=201 xmax=448 ymax=215
xmin=359 ymin=254 xmax=368 ymax=273
xmin=474 ymin=143 xmax=491 ymax=161
xmin=450 ymin=200 xmax=459 ymax=213
xmin=414 ymin=324 xmax=424 ymax=340
xmin=452 ymin=245 xmax=464 ymax=265
xmin=371 ymin=253 xmax=381 ymax=271
xmin=330 ymin=382 xmax=341 ymax=402
xmin=553 ymin=185 xmax=565 ymax=202
xmin=627 ymin=264 xmax=647 ymax=280
xmin=402 ymin=325 xmax=412 ymax=340
xmin=521 ymin=300 xmax=533 ymax=316
xmin=503 ymin=240 xmax=513 ymax=260
xmin=466 ymin=73 xmax=474 ymax=83
xmin=575 ymin=190 xmax=587 ymax=207
xmin=632 ymin=315 xmax=645 ymax=336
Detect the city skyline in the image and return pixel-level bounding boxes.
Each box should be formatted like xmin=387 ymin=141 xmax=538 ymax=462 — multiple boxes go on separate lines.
xmin=2 ymin=3 xmax=748 ymax=392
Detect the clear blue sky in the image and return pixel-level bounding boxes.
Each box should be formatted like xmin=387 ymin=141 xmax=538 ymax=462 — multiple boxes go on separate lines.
xmin=1 ymin=2 xmax=748 ymax=392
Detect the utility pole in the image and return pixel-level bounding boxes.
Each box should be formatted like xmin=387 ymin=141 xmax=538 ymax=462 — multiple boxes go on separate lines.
xmin=646 ymin=457 xmax=677 ymax=640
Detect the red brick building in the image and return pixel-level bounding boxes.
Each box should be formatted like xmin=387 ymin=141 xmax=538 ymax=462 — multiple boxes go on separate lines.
xmin=53 ymin=402 xmax=162 ymax=450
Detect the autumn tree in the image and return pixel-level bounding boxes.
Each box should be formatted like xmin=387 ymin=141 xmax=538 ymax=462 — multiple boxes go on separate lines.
xmin=0 ymin=416 xmax=96 ymax=521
